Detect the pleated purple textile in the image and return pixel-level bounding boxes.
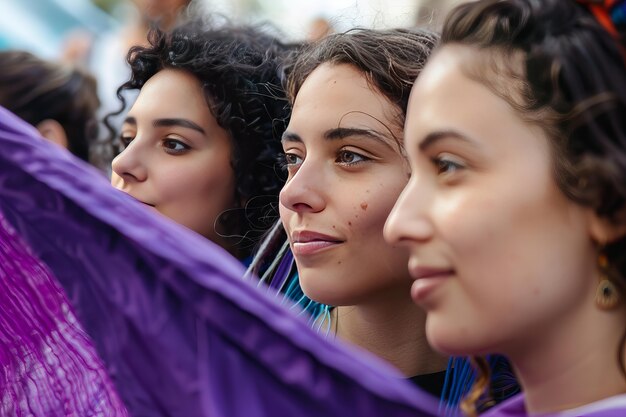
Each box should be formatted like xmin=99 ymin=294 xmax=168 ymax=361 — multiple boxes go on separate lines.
xmin=0 ymin=214 xmax=129 ymax=416
xmin=0 ymin=105 xmax=445 ymax=417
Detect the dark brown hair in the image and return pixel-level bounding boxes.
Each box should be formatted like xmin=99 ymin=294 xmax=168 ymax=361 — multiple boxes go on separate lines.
xmin=439 ymin=0 xmax=626 ymax=414
xmin=0 ymin=50 xmax=100 ymax=163
xmin=287 ymin=28 xmax=438 ymax=135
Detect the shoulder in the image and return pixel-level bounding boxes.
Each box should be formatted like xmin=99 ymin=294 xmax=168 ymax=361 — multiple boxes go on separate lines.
xmin=480 ymin=394 xmax=526 ymax=417
xmin=480 ymin=394 xmax=626 ymax=417
xmin=555 ymin=394 xmax=626 ymax=417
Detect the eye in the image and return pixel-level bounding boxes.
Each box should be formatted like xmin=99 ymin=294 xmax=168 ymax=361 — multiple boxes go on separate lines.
xmin=336 ymin=150 xmax=370 ymax=166
xmin=162 ymin=138 xmax=190 ymax=154
xmin=432 ymin=154 xmax=465 ymax=176
xmin=119 ymin=134 xmax=133 ymax=148
xmin=278 ymin=151 xmax=303 ymax=173
xmin=284 ymin=152 xmax=303 ymax=166
xmin=115 ymin=134 xmax=134 ymax=155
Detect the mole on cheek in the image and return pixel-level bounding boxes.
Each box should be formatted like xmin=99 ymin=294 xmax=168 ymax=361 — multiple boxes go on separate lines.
xmin=360 ymin=202 xmax=368 ymax=211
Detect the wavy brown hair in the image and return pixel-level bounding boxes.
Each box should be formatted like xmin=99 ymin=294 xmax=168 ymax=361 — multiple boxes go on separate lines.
xmin=248 ymin=27 xmax=438 ymax=277
xmin=287 ymin=28 xmax=438 ymax=135
xmin=439 ymin=0 xmax=626 ymax=414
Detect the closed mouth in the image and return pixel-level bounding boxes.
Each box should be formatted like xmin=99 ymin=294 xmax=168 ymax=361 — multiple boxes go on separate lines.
xmin=291 ymin=230 xmax=344 ymax=256
xmin=408 ymin=264 xmax=455 ymax=281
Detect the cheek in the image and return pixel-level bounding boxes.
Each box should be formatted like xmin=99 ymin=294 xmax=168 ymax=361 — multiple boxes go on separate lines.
xmin=431 ymin=189 xmax=594 ymax=349
xmin=347 ymin=178 xmax=407 ymax=234
xmin=195 ymin=165 xmax=236 ymax=209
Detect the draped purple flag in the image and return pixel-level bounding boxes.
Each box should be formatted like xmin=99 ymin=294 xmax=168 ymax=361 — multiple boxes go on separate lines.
xmin=0 ymin=105 xmax=446 ymax=417
xmin=0 ymin=214 xmax=128 ymax=416
xmin=3 ymin=105 xmax=626 ymax=417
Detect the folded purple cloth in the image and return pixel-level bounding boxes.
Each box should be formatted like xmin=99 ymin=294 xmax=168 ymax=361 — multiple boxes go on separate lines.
xmin=0 ymin=105 xmax=444 ymax=417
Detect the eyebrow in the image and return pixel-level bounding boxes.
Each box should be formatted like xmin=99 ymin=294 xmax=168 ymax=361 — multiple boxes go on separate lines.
xmin=122 ymin=116 xmax=206 ymax=134
xmin=282 ymin=127 xmax=392 ymax=146
xmin=418 ymin=130 xmax=478 ymax=151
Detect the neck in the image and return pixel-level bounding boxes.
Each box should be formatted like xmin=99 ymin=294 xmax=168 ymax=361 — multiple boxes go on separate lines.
xmin=508 ymin=301 xmax=626 ymax=414
xmin=333 ymin=288 xmax=447 ymax=377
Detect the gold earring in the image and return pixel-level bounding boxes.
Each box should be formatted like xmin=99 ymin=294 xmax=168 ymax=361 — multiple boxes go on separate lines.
xmin=596 ymin=253 xmax=620 ymax=310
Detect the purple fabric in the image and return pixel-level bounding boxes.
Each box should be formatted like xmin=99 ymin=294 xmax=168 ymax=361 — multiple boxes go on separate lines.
xmin=0 ymin=214 xmax=129 ymax=416
xmin=0 ymin=105 xmax=448 ymax=416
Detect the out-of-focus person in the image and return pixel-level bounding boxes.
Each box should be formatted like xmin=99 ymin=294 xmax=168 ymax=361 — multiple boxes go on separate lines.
xmin=0 ymin=50 xmax=103 ymax=168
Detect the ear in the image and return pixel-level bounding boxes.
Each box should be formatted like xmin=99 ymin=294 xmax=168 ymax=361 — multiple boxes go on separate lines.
xmin=36 ymin=119 xmax=68 ymax=150
xmin=588 ymin=209 xmax=626 ymax=245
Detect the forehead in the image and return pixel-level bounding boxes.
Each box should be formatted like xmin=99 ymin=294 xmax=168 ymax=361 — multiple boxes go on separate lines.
xmin=406 ymin=45 xmax=548 ymax=154
xmin=129 ymin=69 xmax=209 ymax=120
xmin=289 ymin=63 xmax=402 ymax=137
xmin=408 ymin=47 xmax=516 ymax=133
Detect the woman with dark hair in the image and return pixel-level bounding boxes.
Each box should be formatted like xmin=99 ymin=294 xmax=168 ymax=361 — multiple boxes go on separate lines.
xmin=0 ymin=50 xmax=100 ymax=165
xmin=385 ymin=0 xmax=626 ymax=416
xmin=248 ymin=27 xmax=452 ymax=397
xmin=109 ymin=21 xmax=291 ymax=260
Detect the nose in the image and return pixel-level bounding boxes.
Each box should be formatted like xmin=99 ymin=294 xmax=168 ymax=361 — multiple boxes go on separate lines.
xmin=110 ymin=138 xmax=148 ymax=186
xmin=384 ymin=176 xmax=435 ymax=246
xmin=279 ymin=157 xmax=326 ymax=214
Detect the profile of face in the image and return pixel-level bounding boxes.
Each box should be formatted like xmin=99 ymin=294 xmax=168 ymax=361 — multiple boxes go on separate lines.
xmin=279 ymin=63 xmax=411 ymax=306
xmin=384 ymin=45 xmax=605 ymax=356
xmin=111 ymin=68 xmax=236 ymax=248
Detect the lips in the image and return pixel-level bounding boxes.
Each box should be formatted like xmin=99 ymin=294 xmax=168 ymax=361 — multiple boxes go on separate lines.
xmin=123 ymin=191 xmax=156 ymax=208
xmin=407 ymin=263 xmax=454 ymax=304
xmin=408 ymin=266 xmax=454 ymax=280
xmin=291 ymin=230 xmax=344 ymax=256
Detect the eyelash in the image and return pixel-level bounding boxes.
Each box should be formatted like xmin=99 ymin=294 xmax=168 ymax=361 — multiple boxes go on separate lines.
xmin=116 ymin=135 xmax=190 ymax=155
xmin=431 ymin=154 xmax=466 ymax=176
xmin=119 ymin=134 xmax=133 ymax=148
xmin=278 ymin=149 xmax=371 ymax=173
xmin=336 ymin=150 xmax=370 ymax=166
xmin=162 ymin=138 xmax=190 ymax=154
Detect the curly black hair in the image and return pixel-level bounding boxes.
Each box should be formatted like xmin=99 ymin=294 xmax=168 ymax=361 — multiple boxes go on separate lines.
xmin=105 ymin=21 xmax=292 ymax=259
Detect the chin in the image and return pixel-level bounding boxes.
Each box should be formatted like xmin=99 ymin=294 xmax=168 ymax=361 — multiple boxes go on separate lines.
xmin=302 ymin=287 xmax=344 ymax=306
xmin=300 ymin=282 xmax=357 ymax=307
xmin=425 ymin=316 xmax=488 ymax=356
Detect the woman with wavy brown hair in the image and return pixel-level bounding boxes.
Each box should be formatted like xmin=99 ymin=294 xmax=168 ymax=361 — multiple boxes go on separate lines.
xmin=385 ymin=0 xmax=626 ymax=416
xmin=248 ymin=27 xmax=457 ymax=397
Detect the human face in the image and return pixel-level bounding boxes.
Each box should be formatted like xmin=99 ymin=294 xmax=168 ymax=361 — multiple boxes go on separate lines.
xmin=280 ymin=63 xmax=411 ymax=306
xmin=111 ymin=69 xmax=236 ymax=247
xmin=384 ymin=46 xmax=599 ymax=356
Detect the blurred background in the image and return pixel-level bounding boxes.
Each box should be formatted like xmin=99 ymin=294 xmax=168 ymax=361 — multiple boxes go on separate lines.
xmin=0 ymin=0 xmax=467 ymax=172
xmin=0 ymin=0 xmax=465 ymax=60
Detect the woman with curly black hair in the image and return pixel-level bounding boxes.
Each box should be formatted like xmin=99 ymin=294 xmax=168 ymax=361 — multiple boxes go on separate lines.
xmin=109 ymin=21 xmax=292 ymax=260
